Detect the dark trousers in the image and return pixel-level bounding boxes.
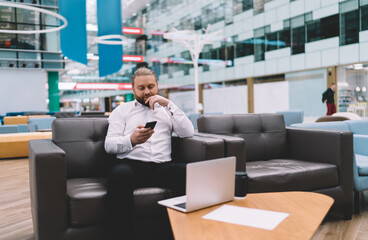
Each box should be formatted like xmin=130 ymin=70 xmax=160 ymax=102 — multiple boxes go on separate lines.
xmin=326 ymin=103 xmax=336 ymax=115
xmin=106 ymin=159 xmax=186 ymax=240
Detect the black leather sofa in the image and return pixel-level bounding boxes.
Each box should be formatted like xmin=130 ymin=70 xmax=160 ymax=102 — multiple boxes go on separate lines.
xmin=197 ymin=113 xmax=354 ymax=219
xmin=28 ymin=118 xmax=225 ymax=240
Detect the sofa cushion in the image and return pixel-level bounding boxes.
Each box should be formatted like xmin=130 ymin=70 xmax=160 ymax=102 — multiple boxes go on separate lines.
xmin=355 ymin=154 xmax=368 ymax=176
xmin=246 ymin=159 xmax=338 ymax=193
xmin=67 ymin=178 xmax=172 ymax=227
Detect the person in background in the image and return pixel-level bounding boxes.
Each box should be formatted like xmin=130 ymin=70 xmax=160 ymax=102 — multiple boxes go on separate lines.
xmin=104 ymin=67 xmax=194 ymax=239
xmin=322 ymin=83 xmax=337 ymax=115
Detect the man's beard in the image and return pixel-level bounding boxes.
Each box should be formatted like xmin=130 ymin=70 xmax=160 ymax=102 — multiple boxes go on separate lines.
xmin=136 ymin=97 xmax=151 ymax=107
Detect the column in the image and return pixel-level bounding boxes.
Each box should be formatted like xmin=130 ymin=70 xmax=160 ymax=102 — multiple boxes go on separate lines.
xmin=199 ymin=84 xmax=204 ymax=114
xmin=48 ymin=71 xmax=60 ymax=112
xmin=247 ymin=78 xmax=254 ymax=113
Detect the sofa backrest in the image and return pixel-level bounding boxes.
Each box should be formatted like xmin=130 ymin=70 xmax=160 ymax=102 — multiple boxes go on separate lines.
xmin=276 ymin=110 xmax=304 ymax=126
xmin=52 ymin=118 xmax=116 ymax=178
xmin=4 ymin=116 xmax=28 ymax=125
xmin=197 ymin=113 xmax=288 ymax=162
xmin=0 ymin=125 xmax=19 ymax=134
xmin=291 ymin=121 xmax=350 ymax=131
xmin=29 ymin=117 xmax=56 ymax=130
xmin=346 ymin=120 xmax=368 ymax=135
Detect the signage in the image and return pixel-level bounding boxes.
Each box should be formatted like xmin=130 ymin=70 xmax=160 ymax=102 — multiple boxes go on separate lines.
xmin=122 ymin=27 xmax=143 ymax=35
xmin=123 ymin=55 xmax=144 ymax=62
xmin=59 ymin=82 xmax=132 ymax=90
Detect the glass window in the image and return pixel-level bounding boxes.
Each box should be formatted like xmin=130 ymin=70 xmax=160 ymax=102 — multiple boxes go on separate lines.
xmin=0 ymin=6 xmax=15 ymax=22
xmin=211 ymin=48 xmax=218 ymax=59
xmin=307 ymin=15 xmax=339 ymax=42
xmin=235 ymin=39 xmax=254 ymax=57
xmin=266 ymin=32 xmax=277 ymax=52
xmin=181 ymin=51 xmax=190 ymax=75
xmin=233 ymin=0 xmax=253 ymax=15
xmin=340 ymin=10 xmax=359 ymax=45
xmin=233 ymin=0 xmax=243 ymax=15
xmin=226 ymin=45 xmax=234 ymax=67
xmin=17 ymin=24 xmax=40 ymax=50
xmin=290 ymin=15 xmax=305 ymax=54
xmin=361 ymin=5 xmax=368 ymax=31
xmin=253 ymin=0 xmax=264 ymax=14
xmin=321 ymin=15 xmax=339 ymax=39
xmin=0 ymin=23 xmax=16 ymax=49
xmin=292 ymin=26 xmax=305 ymax=54
xmin=215 ymin=2 xmax=225 ymax=23
xmin=41 ymin=8 xmax=59 ymax=27
xmin=307 ymin=20 xmax=321 ymax=42
xmin=254 ymin=27 xmax=265 ymax=61
xmin=16 ymin=8 xmax=40 ymax=25
xmin=224 ymin=0 xmax=233 ymax=24
xmin=278 ymin=28 xmax=290 ymax=49
xmin=194 ymin=16 xmax=202 ymax=30
xmin=340 ymin=0 xmax=359 ymax=45
xmin=41 ymin=0 xmax=59 ymax=6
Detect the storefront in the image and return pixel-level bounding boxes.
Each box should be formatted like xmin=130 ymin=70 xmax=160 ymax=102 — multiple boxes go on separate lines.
xmin=338 ymin=64 xmax=368 ymax=118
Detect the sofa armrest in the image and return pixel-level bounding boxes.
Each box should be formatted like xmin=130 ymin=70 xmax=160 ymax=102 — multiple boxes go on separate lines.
xmin=287 ymin=127 xmax=353 ymax=203
xmin=353 ymin=134 xmax=368 ymax=156
xmin=287 ymin=127 xmax=353 ymax=166
xmin=28 ymin=139 xmax=68 ymax=240
xmin=194 ymin=132 xmax=246 ymax=171
xmin=171 ymin=135 xmax=224 ymax=164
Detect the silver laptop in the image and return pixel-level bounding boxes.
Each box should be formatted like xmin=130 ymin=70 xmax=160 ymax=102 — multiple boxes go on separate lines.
xmin=158 ymin=156 xmax=236 ymax=213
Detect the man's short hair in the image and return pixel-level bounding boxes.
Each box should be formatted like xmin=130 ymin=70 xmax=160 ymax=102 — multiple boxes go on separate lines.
xmin=132 ymin=67 xmax=158 ymax=86
xmin=331 ymin=83 xmax=336 ymax=86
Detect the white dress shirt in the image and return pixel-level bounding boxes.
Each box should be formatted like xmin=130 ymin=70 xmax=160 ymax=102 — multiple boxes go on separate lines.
xmin=105 ymin=100 xmax=194 ymax=163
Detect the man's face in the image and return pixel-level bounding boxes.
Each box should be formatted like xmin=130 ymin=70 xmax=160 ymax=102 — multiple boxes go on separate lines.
xmin=331 ymin=84 xmax=336 ymax=91
xmin=132 ymin=75 xmax=158 ymax=107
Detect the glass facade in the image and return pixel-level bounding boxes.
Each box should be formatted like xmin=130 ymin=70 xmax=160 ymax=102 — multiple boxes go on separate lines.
xmin=124 ymin=0 xmax=368 ymax=81
xmin=0 ymin=0 xmax=64 ymax=69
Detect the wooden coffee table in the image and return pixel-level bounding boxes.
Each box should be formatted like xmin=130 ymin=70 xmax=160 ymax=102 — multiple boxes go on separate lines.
xmin=166 ymin=191 xmax=333 ymax=240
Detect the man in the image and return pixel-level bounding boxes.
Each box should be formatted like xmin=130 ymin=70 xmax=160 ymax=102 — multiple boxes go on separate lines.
xmin=104 ymin=67 xmax=194 ymax=239
xmin=322 ymin=83 xmax=337 ymax=115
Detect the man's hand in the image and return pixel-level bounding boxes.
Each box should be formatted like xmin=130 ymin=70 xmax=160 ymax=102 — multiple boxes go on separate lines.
xmin=145 ymin=95 xmax=169 ymax=110
xmin=324 ymin=99 xmax=327 ymax=103
xmin=130 ymin=124 xmax=154 ymax=147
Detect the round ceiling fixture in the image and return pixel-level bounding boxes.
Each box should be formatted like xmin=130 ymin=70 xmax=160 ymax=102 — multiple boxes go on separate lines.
xmin=94 ymin=35 xmax=127 ymax=45
xmin=0 ymin=2 xmax=68 ymax=34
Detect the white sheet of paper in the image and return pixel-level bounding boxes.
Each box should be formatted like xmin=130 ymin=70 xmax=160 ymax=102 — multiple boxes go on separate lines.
xmin=202 ymin=205 xmax=289 ymax=230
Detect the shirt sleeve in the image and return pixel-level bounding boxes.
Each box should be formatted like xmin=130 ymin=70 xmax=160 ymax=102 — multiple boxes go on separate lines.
xmin=165 ymin=101 xmax=194 ymax=138
xmin=104 ymin=106 xmax=133 ymax=154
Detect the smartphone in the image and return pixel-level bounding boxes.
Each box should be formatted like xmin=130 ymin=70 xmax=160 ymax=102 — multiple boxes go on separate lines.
xmin=144 ymin=121 xmax=157 ymax=129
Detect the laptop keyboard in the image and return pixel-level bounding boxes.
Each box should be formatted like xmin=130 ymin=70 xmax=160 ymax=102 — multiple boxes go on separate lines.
xmin=175 ymin=202 xmax=186 ymax=209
